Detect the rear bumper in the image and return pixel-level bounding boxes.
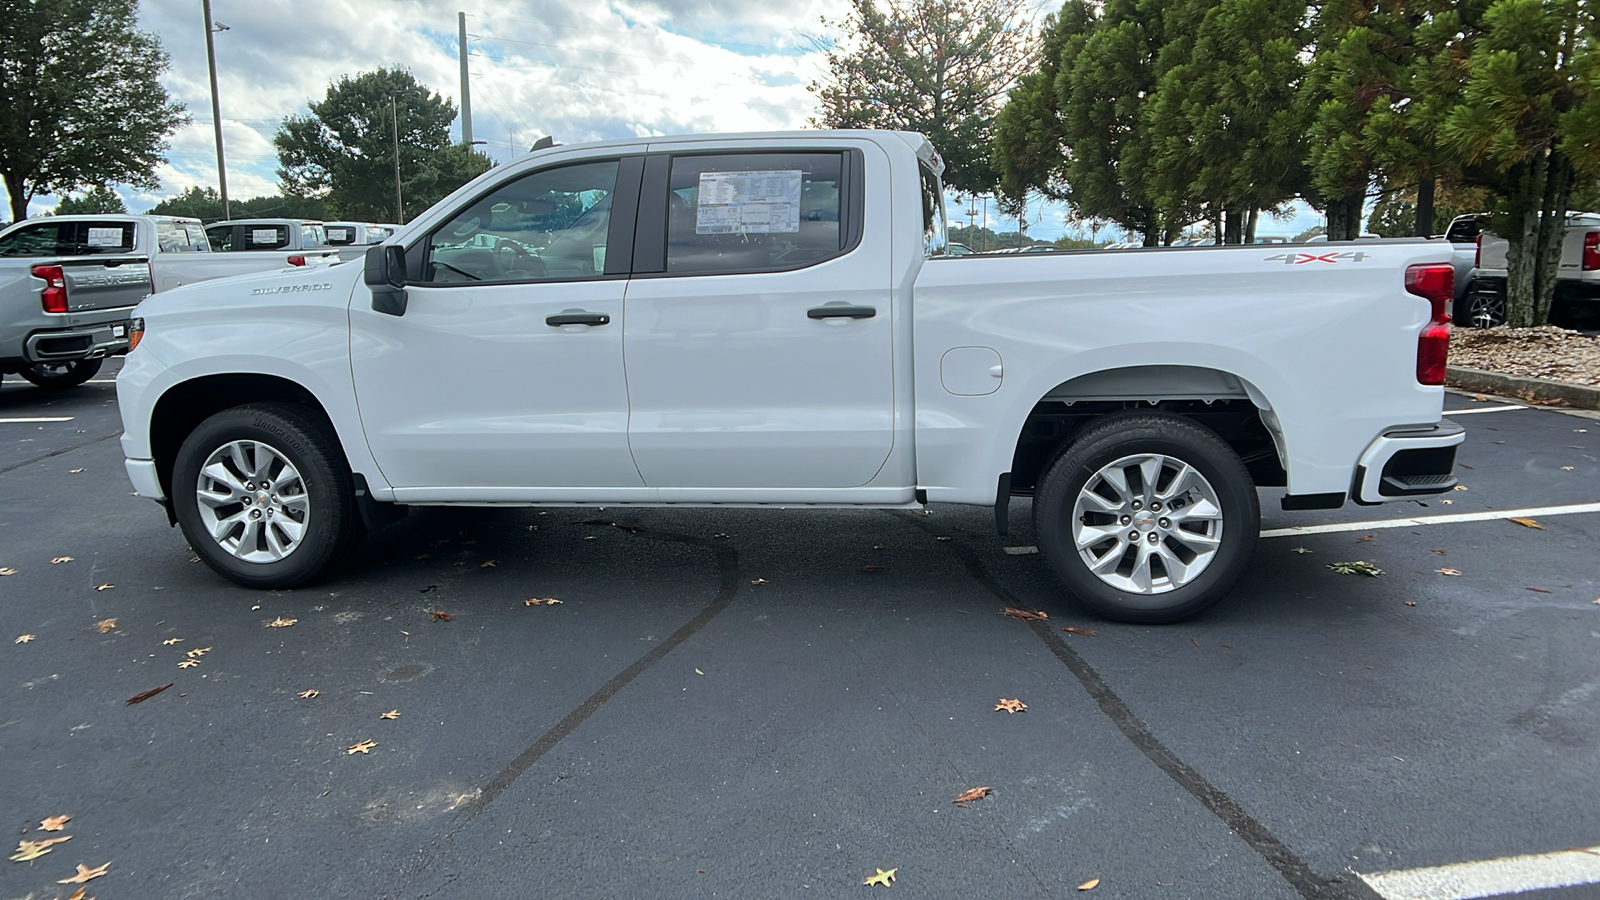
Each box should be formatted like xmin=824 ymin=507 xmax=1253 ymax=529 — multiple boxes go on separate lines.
xmin=1352 ymin=421 xmax=1466 ymax=505
xmin=22 ymin=321 xmax=132 ymax=364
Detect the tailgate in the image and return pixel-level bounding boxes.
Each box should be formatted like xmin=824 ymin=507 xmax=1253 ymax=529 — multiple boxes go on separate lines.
xmin=59 ymin=257 xmax=152 ymax=311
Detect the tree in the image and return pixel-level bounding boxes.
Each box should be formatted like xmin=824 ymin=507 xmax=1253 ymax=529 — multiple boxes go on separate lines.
xmin=274 ymin=68 xmax=491 ymax=222
xmin=0 ymin=0 xmax=186 ymax=220
xmin=146 ymin=187 xmax=329 ymax=223
xmin=54 ymin=185 xmax=126 ymax=215
xmin=810 ymin=0 xmax=1037 ymax=194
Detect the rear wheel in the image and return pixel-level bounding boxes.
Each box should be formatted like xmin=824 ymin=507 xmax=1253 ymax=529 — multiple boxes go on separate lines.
xmin=1463 ymin=285 xmax=1506 ymax=328
xmin=20 ymin=358 xmax=102 ymax=389
xmin=1033 ymin=412 xmax=1259 ymax=624
xmin=172 ymin=402 xmax=360 ymax=589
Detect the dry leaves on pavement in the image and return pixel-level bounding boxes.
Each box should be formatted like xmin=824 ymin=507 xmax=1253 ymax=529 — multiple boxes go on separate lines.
xmin=58 ymin=861 xmax=109 ymax=884
xmin=347 ymin=740 xmax=377 ymax=755
xmin=93 ymin=619 xmax=116 ymax=634
xmin=429 ymin=610 xmax=453 ymax=621
xmin=953 ymin=786 xmax=993 ymax=806
xmin=9 ymin=836 xmax=72 ymax=861
xmin=267 ymin=617 xmax=297 ymax=628
xmin=93 ymin=583 xmax=113 ymax=591
xmin=380 ymin=710 xmax=399 ymax=720
xmin=178 ymin=659 xmax=199 ymax=669
xmin=1002 ymin=607 xmax=1048 ymax=621
xmin=125 ymin=683 xmax=173 ymax=705
xmin=1507 ymin=517 xmax=1545 ymax=529
xmin=1078 ymin=878 xmax=1101 ymax=891
xmin=863 ymin=868 xmax=897 ymax=887
xmin=15 ymin=634 xmax=34 ymax=644
xmin=39 ymin=816 xmax=70 ymax=832
xmin=524 ymin=598 xmax=562 ymax=606
xmin=994 ymin=698 xmax=1028 ymax=714
xmin=162 ymin=637 xmax=182 ymax=645
xmin=1327 ymin=561 xmax=1384 ymax=577
xmin=51 ymin=556 xmax=73 ymax=564
xmin=1436 ymin=568 xmax=1462 ymax=576
xmin=0 ymin=567 xmax=16 ymax=575
xmin=297 ymin=689 xmax=320 ymax=699
xmin=1062 ymin=626 xmax=1098 ymax=636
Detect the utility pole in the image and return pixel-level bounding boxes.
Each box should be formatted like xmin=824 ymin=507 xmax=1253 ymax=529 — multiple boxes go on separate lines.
xmin=458 ymin=12 xmax=473 ymax=146
xmin=388 ymin=90 xmax=418 ymax=223
xmin=202 ymin=0 xmax=231 ymax=220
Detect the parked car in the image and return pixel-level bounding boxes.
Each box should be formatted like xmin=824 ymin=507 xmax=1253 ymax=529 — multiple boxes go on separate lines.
xmin=117 ymin=129 xmax=1462 ymax=623
xmin=1463 ymin=212 xmax=1600 ymax=327
xmin=323 ymin=222 xmax=397 ymax=260
xmin=944 ymin=242 xmax=976 ymax=256
xmin=204 ymin=219 xmax=340 ymax=262
xmin=0 ymin=214 xmax=336 ymax=389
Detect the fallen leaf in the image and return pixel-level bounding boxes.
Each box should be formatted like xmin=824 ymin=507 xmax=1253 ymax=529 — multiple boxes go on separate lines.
xmin=15 ymin=634 xmax=34 ymax=644
xmin=749 ymin=578 xmax=769 ymax=586
xmin=1435 ymin=568 xmax=1462 ymax=576
xmin=65 ymin=888 xmax=87 ymax=900
xmin=186 ymin=647 xmax=211 ymax=657
xmin=1527 ymin=587 xmax=1553 ymax=594
xmin=694 ymin=668 xmax=704 ymax=675
xmin=1404 ymin=601 xmax=1418 ymax=607
xmin=0 ymin=568 xmax=14 ymax=576
xmin=712 ymin=533 xmax=730 ymax=539
xmin=1078 ymin=878 xmax=1100 ymax=891
xmin=347 ymin=739 xmax=377 ymax=755
xmin=178 ymin=659 xmax=199 ymax=669
xmin=429 ymin=610 xmax=453 ymax=621
xmin=1507 ymin=517 xmax=1545 ymax=529
xmin=1432 ymin=549 xmax=1448 ymax=555
xmin=480 ymin=560 xmax=498 ymax=568
xmin=9 ymin=836 xmax=71 ymax=861
xmin=380 ymin=710 xmax=399 ymax=720
xmin=1191 ymin=638 xmax=1201 ymax=647
xmin=1592 ymin=598 xmax=1600 ymax=605
xmin=93 ymin=583 xmax=113 ymax=591
xmin=1440 ymin=499 xmax=1453 ymax=505
xmin=1062 ymin=626 xmax=1098 ymax=637
xmin=69 ymin=468 xmax=84 ymax=474
xmin=994 ymin=698 xmax=1028 ymax=713
xmin=936 ymin=536 xmax=951 ymax=542
xmin=267 ymin=617 xmax=297 ymax=628
xmin=863 ymin=867 xmax=896 ymax=887
xmin=162 ymin=637 xmax=183 ymax=645
xmin=953 ymin=786 xmax=993 ymax=805
xmin=1577 ymin=429 xmax=1589 ymax=433
xmin=58 ymin=861 xmax=110 ymax=884
xmin=1452 ymin=484 xmax=1468 ymax=491
xmin=93 ymin=618 xmax=117 ymax=633
xmin=39 ymin=815 xmax=70 ymax=832
xmin=1002 ymin=607 xmax=1048 ymax=621
xmin=524 ymin=597 xmax=562 ymax=606
xmin=51 ymin=556 xmax=73 ymax=564
xmin=1562 ymin=466 xmax=1575 ymax=471
xmin=125 ymin=683 xmax=174 ymax=705
xmin=1355 ymin=534 xmax=1374 ymax=543
xmin=1472 ymin=394 xmax=1488 ymax=401
xmin=1328 ymin=561 xmax=1384 ymax=577
xmin=1289 ymin=546 xmax=1312 ymax=554
xmin=297 ymin=689 xmax=319 ymax=699
xmin=859 ymin=565 xmax=884 ymax=572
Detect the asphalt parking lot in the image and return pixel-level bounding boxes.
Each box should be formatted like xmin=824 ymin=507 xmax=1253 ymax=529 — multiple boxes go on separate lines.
xmin=2 ymin=360 xmax=1597 ymax=900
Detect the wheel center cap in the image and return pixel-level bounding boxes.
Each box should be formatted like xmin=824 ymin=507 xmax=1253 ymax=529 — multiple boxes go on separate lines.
xmin=1133 ymin=512 xmax=1156 ymax=529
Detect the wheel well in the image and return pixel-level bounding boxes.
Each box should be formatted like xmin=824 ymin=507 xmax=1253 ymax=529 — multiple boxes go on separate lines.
xmin=1010 ymin=380 xmax=1286 ymax=495
xmin=149 ymin=374 xmax=338 ymax=500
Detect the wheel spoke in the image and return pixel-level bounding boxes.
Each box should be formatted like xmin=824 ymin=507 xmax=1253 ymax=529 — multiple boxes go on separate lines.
xmin=1076 ymin=522 xmax=1125 ymax=550
xmin=1088 ymin=541 xmax=1127 ymax=574
xmin=1136 ymin=456 xmax=1164 ymax=503
xmin=1096 ymin=466 xmax=1133 ymax=506
xmin=200 ymin=462 xmax=248 ymax=499
xmin=210 ymin=509 xmax=247 ymax=542
xmin=195 ymin=438 xmax=312 ymax=564
xmin=1069 ymin=451 xmax=1228 ymax=596
xmin=1127 ymin=543 xmax=1155 ymax=592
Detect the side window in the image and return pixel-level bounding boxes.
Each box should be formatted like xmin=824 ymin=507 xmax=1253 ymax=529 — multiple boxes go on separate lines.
xmin=665 ymin=152 xmax=844 ymax=275
xmin=207 ymin=226 xmax=234 ymax=251
xmin=183 ymin=223 xmax=210 ymax=250
xmin=325 ymin=225 xmax=356 ymax=245
xmin=156 ymin=221 xmax=202 ymax=252
xmin=422 ymin=159 xmax=619 ymax=284
xmin=0 ymin=223 xmax=66 ymax=256
xmin=920 ymin=162 xmax=948 ymax=257
xmin=245 ymin=225 xmax=289 ymax=250
xmin=302 ymin=224 xmax=325 ymax=246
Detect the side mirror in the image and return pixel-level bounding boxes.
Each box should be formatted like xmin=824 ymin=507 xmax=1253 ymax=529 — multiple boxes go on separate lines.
xmin=365 ymin=244 xmax=409 ymax=316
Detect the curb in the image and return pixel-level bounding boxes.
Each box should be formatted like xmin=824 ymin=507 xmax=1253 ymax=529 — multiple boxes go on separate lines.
xmin=1446 ymin=366 xmax=1600 ymax=411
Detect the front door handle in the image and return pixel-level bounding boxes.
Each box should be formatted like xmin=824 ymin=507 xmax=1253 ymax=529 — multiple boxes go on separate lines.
xmin=807 ymin=305 xmax=876 ymax=320
xmin=546 ymin=311 xmax=611 ymax=327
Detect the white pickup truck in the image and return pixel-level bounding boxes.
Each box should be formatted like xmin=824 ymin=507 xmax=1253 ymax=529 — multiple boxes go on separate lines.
xmin=1 ymin=214 xmax=336 ymax=389
xmin=1463 ymin=212 xmax=1600 ymax=327
xmin=116 ymin=130 xmax=1464 ymax=622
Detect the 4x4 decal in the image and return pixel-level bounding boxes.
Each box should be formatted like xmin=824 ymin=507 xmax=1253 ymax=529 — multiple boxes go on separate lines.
xmin=1265 ymin=251 xmax=1369 ymax=265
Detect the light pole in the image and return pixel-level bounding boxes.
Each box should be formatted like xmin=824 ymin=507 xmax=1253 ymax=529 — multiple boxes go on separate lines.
xmin=388 ymin=89 xmax=420 ymax=223
xmin=201 ymin=0 xmax=230 ymax=220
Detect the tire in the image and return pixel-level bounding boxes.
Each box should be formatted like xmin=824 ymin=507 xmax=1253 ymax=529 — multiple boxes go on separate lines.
xmin=172 ymin=402 xmax=360 ymax=589
xmin=20 ymin=358 xmax=102 ymax=389
xmin=1033 ymin=412 xmax=1259 ymax=624
xmin=1463 ymin=286 xmax=1506 ymax=328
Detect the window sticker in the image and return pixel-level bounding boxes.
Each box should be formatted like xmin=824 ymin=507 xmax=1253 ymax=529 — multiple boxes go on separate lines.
xmin=251 ymin=228 xmax=281 ymax=245
xmin=86 ymin=227 xmax=125 ymax=247
xmin=695 ymin=170 xmax=802 ymax=234
xmin=327 ymin=227 xmax=351 ymax=242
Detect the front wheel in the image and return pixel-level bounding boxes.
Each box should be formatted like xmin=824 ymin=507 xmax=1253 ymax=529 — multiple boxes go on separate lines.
xmin=20 ymin=358 xmax=102 ymax=389
xmin=1463 ymin=286 xmax=1507 ymax=328
xmin=172 ymin=402 xmax=360 ymax=589
xmin=1033 ymin=412 xmax=1259 ymax=624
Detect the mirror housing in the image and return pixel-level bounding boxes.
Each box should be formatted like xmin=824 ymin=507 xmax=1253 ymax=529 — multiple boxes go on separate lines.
xmin=365 ymin=244 xmax=409 ymax=316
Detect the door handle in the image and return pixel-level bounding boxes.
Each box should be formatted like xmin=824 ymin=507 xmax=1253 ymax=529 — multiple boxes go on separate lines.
xmin=807 ymin=305 xmax=876 ymax=319
xmin=546 ymin=312 xmax=611 ymax=327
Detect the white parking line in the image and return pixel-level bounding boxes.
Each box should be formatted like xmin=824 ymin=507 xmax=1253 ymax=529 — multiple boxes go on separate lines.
xmin=1360 ymin=844 xmax=1600 ymax=899
xmin=1444 ymin=404 xmax=1526 ymax=415
xmin=0 ymin=417 xmax=75 ymax=424
xmin=1261 ymin=502 xmax=1600 ymax=538
xmin=85 ymin=379 xmax=118 ymax=384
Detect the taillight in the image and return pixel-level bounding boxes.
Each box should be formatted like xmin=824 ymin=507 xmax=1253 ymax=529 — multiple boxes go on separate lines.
xmin=1584 ymin=232 xmax=1599 ymax=271
xmin=31 ymin=264 xmax=67 ymax=313
xmin=1406 ymin=263 xmax=1453 ymax=386
xmin=287 ymin=255 xmax=306 ymax=267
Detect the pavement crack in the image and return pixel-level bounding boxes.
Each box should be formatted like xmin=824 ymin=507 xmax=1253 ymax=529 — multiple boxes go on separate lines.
xmin=0 ymin=430 xmax=122 ymax=476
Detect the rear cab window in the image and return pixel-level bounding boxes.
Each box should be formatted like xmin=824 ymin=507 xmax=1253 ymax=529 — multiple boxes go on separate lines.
xmin=325 ymin=225 xmax=357 ymax=245
xmin=0 ymin=221 xmax=135 ymax=256
xmin=206 ymin=226 xmax=234 ymax=251
xmin=245 ymin=225 xmax=289 ymax=251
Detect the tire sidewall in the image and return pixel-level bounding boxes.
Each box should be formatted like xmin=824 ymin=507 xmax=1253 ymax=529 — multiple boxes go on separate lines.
xmin=172 ymin=405 xmax=350 ymax=588
xmin=1035 ymin=415 xmax=1259 ymax=624
xmin=22 ymin=358 xmax=102 ymax=389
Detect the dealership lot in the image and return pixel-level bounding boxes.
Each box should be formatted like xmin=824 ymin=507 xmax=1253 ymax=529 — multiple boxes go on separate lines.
xmin=2 ymin=362 xmax=1596 ymax=900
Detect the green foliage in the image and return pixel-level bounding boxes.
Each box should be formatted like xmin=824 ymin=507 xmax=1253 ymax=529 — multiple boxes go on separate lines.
xmin=0 ymin=0 xmax=186 ymax=220
xmin=810 ymin=0 xmax=1037 ymax=194
xmin=273 ymin=68 xmax=491 ymax=222
xmin=54 ymin=185 xmax=126 ymax=215
xmin=145 ymin=186 xmax=329 ymax=223
xmin=949 ymin=223 xmax=1027 ymax=250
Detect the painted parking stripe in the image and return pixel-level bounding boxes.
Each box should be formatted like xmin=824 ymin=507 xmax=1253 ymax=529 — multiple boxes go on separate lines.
xmin=1443 ymin=404 xmax=1526 ymax=415
xmin=0 ymin=417 xmax=75 ymax=424
xmin=85 ymin=379 xmax=118 ymax=384
xmin=1360 ymin=844 xmax=1600 ymax=899
xmin=1261 ymin=502 xmax=1600 ymax=538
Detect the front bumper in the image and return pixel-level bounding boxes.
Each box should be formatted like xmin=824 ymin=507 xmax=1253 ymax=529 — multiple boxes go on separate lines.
xmin=125 ymin=458 xmax=166 ymax=502
xmin=1352 ymin=421 xmax=1466 ymax=505
xmin=25 ymin=321 xmax=132 ymax=364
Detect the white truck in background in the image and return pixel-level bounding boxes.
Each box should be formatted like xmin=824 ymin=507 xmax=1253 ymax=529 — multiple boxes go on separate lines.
xmin=0 ymin=214 xmax=337 ymax=389
xmin=324 ymin=222 xmax=398 ymax=261
xmin=117 ymin=129 xmax=1465 ymax=623
xmin=1459 ymin=212 xmax=1600 ymax=327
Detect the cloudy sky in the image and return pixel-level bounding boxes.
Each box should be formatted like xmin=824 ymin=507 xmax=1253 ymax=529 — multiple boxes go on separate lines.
xmin=16 ymin=0 xmax=1318 ymax=240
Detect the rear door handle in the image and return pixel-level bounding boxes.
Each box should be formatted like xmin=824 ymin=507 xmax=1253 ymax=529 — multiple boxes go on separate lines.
xmin=546 ymin=312 xmax=611 ymax=327
xmin=807 ymin=305 xmax=876 ymax=319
